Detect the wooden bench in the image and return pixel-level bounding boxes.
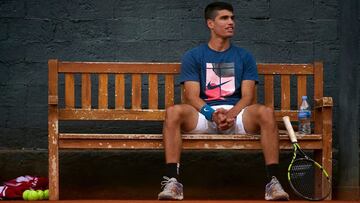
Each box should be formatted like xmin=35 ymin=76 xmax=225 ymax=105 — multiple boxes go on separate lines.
xmin=48 ymin=59 xmax=333 ymax=200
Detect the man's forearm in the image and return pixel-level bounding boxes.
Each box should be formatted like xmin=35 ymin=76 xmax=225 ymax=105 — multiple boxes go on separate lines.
xmin=228 ymin=96 xmax=254 ymax=118
xmin=183 ymin=81 xmax=207 ymax=112
xmin=184 ymin=96 xmax=206 ymax=112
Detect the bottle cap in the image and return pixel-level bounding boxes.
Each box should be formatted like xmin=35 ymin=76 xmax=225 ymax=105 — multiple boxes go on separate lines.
xmin=302 ymin=96 xmax=307 ymax=99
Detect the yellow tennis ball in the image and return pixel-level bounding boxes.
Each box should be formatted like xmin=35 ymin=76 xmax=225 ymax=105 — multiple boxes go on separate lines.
xmin=44 ymin=189 xmax=49 ymax=199
xmin=22 ymin=189 xmax=31 ymax=200
xmin=28 ymin=190 xmax=39 ymax=201
xmin=37 ymin=190 xmax=45 ymax=200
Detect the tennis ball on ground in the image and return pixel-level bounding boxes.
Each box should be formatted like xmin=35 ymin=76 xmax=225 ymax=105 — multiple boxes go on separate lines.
xmin=22 ymin=189 xmax=31 ymax=200
xmin=37 ymin=190 xmax=45 ymax=200
xmin=44 ymin=189 xmax=49 ymax=199
xmin=28 ymin=190 xmax=39 ymax=201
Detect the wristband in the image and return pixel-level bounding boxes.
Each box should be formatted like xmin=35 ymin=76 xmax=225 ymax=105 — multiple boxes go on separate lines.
xmin=200 ymin=104 xmax=215 ymax=121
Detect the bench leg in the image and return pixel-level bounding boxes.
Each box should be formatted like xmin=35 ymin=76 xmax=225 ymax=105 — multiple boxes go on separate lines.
xmin=48 ymin=112 xmax=59 ymax=200
xmin=48 ymin=142 xmax=59 ymax=200
xmin=48 ymin=145 xmax=59 ymax=200
xmin=314 ymin=149 xmax=332 ymax=200
xmin=48 ymin=59 xmax=60 ymax=200
xmin=314 ymin=99 xmax=333 ymax=200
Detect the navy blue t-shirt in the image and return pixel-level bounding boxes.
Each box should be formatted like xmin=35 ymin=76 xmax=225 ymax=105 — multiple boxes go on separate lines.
xmin=179 ymin=44 xmax=259 ymax=106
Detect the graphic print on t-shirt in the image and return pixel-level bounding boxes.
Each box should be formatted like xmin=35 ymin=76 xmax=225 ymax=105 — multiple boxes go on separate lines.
xmin=205 ymin=62 xmax=235 ymax=101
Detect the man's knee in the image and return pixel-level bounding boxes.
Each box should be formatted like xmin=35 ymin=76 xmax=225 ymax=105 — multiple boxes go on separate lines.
xmin=258 ymin=105 xmax=275 ymax=122
xmin=165 ymin=105 xmax=184 ymax=122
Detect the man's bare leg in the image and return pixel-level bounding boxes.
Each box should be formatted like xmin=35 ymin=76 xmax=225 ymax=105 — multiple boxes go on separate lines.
xmin=242 ymin=104 xmax=279 ymax=165
xmin=242 ymin=104 xmax=289 ymax=200
xmin=158 ymin=104 xmax=199 ymax=200
xmin=163 ymin=104 xmax=198 ymax=163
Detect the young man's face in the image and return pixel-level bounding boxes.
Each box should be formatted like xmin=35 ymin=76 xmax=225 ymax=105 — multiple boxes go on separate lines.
xmin=207 ymin=9 xmax=235 ymax=38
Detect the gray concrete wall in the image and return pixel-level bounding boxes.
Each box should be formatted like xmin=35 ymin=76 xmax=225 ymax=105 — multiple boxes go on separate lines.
xmin=336 ymin=0 xmax=359 ymax=199
xmin=0 ymin=0 xmax=346 ymax=200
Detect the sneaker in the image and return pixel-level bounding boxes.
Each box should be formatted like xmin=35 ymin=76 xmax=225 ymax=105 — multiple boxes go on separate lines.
xmin=265 ymin=176 xmax=289 ymax=201
xmin=158 ymin=176 xmax=183 ymax=200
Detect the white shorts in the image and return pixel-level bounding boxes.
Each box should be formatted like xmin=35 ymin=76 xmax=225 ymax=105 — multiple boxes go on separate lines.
xmin=186 ymin=105 xmax=247 ymax=134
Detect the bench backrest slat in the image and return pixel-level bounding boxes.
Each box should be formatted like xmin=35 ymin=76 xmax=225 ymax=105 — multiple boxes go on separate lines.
xmin=98 ymin=74 xmax=108 ymax=109
xmin=297 ymin=75 xmax=307 ymax=107
xmin=58 ymin=62 xmax=180 ymax=74
xmin=281 ymin=75 xmax=291 ymax=110
xmin=314 ymin=62 xmax=323 ymax=99
xmin=264 ymin=75 xmax=274 ymax=107
xmin=49 ymin=60 xmax=322 ymax=122
xmin=257 ymin=64 xmax=314 ymax=74
xmin=81 ymin=74 xmax=92 ymax=109
xmin=65 ymin=74 xmax=75 ymax=109
xmin=131 ymin=74 xmax=142 ymax=110
xmin=165 ymin=75 xmax=175 ymax=108
xmin=148 ymin=74 xmax=159 ymax=109
xmin=115 ymin=74 xmax=125 ymax=109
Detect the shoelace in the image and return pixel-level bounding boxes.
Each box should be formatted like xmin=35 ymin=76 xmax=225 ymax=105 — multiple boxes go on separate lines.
xmin=267 ymin=177 xmax=280 ymax=190
xmin=160 ymin=176 xmax=174 ymax=189
xmin=160 ymin=176 xmax=183 ymax=195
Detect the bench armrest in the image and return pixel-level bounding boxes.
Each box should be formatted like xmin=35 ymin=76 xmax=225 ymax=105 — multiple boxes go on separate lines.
xmin=48 ymin=95 xmax=58 ymax=105
xmin=314 ymin=97 xmax=333 ymax=109
xmin=313 ymin=96 xmax=333 ymax=137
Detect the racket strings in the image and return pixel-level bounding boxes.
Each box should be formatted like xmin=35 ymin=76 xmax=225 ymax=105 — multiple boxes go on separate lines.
xmin=289 ymin=159 xmax=330 ymax=200
xmin=290 ymin=159 xmax=315 ymax=197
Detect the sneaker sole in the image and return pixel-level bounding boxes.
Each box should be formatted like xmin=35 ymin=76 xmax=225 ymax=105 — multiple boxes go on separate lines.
xmin=265 ymin=194 xmax=289 ymax=201
xmin=158 ymin=193 xmax=183 ymax=200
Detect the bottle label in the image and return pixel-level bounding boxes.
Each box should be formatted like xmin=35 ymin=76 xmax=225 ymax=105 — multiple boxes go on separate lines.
xmin=298 ymin=110 xmax=311 ymax=118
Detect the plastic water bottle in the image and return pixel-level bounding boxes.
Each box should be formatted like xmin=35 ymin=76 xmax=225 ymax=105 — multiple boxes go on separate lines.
xmin=298 ymin=96 xmax=311 ymax=134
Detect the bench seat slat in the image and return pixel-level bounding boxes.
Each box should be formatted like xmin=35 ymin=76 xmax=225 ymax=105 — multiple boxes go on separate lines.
xmin=58 ymin=140 xmax=322 ymax=150
xmin=59 ymin=133 xmax=322 ymax=140
xmin=58 ymin=133 xmax=322 ymax=150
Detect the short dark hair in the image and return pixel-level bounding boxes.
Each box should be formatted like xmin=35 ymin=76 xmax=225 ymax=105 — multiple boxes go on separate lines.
xmin=204 ymin=2 xmax=234 ymax=20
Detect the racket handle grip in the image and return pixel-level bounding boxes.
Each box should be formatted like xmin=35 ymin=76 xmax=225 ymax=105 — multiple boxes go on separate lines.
xmin=282 ymin=116 xmax=298 ymax=143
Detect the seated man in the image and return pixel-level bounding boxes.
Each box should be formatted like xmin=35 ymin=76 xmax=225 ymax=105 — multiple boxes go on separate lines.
xmin=158 ymin=2 xmax=289 ymax=201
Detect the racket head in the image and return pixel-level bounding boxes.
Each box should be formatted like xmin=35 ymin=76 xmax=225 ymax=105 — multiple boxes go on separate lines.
xmin=288 ymin=158 xmax=331 ymax=200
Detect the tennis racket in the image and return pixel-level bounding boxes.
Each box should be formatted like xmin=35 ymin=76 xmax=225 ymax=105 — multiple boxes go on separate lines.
xmin=282 ymin=116 xmax=331 ymax=200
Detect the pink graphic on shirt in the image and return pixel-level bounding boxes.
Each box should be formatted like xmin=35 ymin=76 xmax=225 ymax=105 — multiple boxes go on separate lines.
xmin=205 ymin=63 xmax=235 ymax=101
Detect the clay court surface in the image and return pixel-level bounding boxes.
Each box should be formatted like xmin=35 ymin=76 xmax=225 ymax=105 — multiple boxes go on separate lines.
xmin=1 ymin=200 xmax=359 ymax=203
